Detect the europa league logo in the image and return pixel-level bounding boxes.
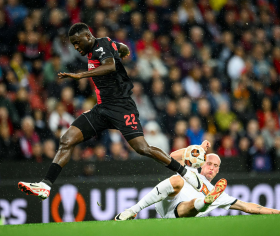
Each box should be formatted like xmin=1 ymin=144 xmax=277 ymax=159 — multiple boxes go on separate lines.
xmin=51 ymin=184 xmax=86 ymax=222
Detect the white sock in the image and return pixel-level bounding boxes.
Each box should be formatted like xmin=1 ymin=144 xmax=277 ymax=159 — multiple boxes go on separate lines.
xmin=194 ymin=198 xmax=209 ymax=212
xmin=130 ymin=179 xmax=174 ymax=214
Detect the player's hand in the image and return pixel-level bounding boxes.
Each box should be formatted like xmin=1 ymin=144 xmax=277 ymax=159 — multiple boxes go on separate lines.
xmin=58 ymin=72 xmax=81 ymax=80
xmin=201 ymin=140 xmax=211 ymax=152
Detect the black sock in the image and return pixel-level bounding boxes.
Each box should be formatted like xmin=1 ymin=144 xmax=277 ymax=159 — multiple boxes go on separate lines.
xmin=166 ymin=158 xmax=187 ymax=176
xmin=42 ymin=163 xmax=62 ymax=186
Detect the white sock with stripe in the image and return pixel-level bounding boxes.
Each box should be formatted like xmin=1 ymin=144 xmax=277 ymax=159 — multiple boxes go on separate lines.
xmin=130 ymin=179 xmax=174 ymax=214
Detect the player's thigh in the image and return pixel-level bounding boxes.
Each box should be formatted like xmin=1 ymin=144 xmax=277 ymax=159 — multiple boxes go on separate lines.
xmin=60 ymin=125 xmax=84 ymax=146
xmin=72 ymin=107 xmax=109 ymax=140
xmin=176 ymin=200 xmax=198 ymax=218
xmin=102 ymin=99 xmax=144 ymax=141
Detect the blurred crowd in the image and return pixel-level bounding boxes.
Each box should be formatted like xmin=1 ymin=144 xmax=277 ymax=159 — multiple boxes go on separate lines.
xmin=1 ymin=0 xmax=280 ymax=173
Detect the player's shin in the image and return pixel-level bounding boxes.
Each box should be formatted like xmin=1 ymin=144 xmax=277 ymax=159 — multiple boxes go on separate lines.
xmin=130 ymin=179 xmax=174 ymax=214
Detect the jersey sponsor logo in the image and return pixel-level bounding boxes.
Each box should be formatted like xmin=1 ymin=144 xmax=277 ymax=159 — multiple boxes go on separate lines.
xmin=201 ymin=184 xmax=210 ymax=196
xmin=88 ymin=60 xmax=101 ymax=70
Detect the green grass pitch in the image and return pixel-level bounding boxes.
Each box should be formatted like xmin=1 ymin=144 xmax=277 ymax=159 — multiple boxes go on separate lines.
xmin=1 ymin=215 xmax=279 ymax=236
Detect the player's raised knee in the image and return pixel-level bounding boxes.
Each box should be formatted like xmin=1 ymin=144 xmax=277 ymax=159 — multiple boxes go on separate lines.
xmin=169 ymin=175 xmax=184 ymax=192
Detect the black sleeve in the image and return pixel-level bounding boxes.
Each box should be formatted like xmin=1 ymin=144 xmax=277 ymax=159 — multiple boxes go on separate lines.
xmin=97 ymin=38 xmax=116 ymax=62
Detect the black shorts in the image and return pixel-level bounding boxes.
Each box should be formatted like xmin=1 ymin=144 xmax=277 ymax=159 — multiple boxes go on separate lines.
xmin=71 ymin=98 xmax=143 ymax=141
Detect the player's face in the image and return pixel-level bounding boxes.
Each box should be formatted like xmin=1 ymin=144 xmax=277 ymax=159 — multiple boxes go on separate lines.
xmin=200 ymin=154 xmax=220 ymax=182
xmin=69 ymin=32 xmax=92 ymax=56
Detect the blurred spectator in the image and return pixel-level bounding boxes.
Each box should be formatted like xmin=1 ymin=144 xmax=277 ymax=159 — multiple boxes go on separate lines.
xmin=43 ymin=53 xmax=68 ymax=85
xmin=150 ymin=79 xmax=170 ymax=114
xmin=178 ymin=0 xmax=203 ymax=25
xmin=238 ymin=137 xmax=251 ymax=171
xmin=66 ymin=0 xmax=81 ymax=25
xmin=14 ymin=87 xmax=31 ymax=119
xmin=9 ymin=52 xmax=28 ymax=88
xmin=252 ymin=43 xmax=270 ymax=81
xmin=127 ymin=12 xmax=144 ymax=41
xmin=227 ymin=45 xmax=245 ymax=90
xmin=257 ymin=97 xmax=279 ymax=129
xmin=33 ymin=109 xmax=53 ymax=142
xmin=272 ymin=47 xmax=280 ymax=74
xmin=160 ymin=100 xmax=179 ymax=135
xmin=207 ymin=78 xmax=229 ymax=113
xmin=49 ymin=102 xmax=75 ymax=136
xmin=144 ymin=121 xmax=170 ymax=154
xmin=131 ymin=81 xmax=156 ymax=124
xmin=249 ymin=135 xmax=272 ymax=172
xmin=110 ymin=141 xmax=129 ymax=161
xmin=177 ymin=42 xmax=199 ymax=77
xmin=19 ymin=116 xmax=40 ymax=159
xmin=269 ymin=136 xmax=280 ymax=171
xmin=0 ymin=106 xmax=13 ymax=135
xmin=53 ymin=28 xmax=78 ymax=67
xmin=190 ymin=26 xmax=205 ymax=50
xmin=81 ymin=0 xmax=96 ymax=26
xmin=31 ymin=142 xmax=43 ymax=162
xmin=186 ymin=116 xmax=204 ymax=145
xmin=170 ymin=82 xmax=186 ymax=101
xmin=214 ymin=102 xmax=237 ymax=133
xmin=0 ymin=83 xmax=19 ymax=125
xmin=197 ymin=98 xmax=216 ymax=134
xmin=0 ymin=125 xmax=20 ymax=160
xmin=261 ymin=118 xmax=280 ymax=149
xmin=136 ymin=47 xmax=168 ymax=82
xmin=171 ymin=136 xmax=188 ymax=153
xmin=61 ymin=86 xmax=75 ymax=115
xmin=182 ymin=65 xmax=203 ymax=99
xmin=177 ymin=97 xmax=192 ymax=121
xmin=91 ymin=144 xmax=108 ymax=161
xmin=5 ymin=0 xmax=28 ymax=25
xmin=217 ymin=135 xmax=238 ymax=158
xmin=245 ymin=119 xmax=260 ymax=147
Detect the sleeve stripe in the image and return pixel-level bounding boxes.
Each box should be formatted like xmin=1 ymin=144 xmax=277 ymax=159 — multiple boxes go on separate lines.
xmin=230 ymin=199 xmax=238 ymax=205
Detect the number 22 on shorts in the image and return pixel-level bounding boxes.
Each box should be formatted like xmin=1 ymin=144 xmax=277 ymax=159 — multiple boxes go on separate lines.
xmin=124 ymin=114 xmax=138 ymax=126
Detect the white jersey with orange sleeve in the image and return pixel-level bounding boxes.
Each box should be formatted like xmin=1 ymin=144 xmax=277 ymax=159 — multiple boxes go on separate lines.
xmin=155 ymin=166 xmax=237 ymax=218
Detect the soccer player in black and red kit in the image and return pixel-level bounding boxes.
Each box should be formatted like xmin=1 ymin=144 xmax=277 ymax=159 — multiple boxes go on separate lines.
xmin=18 ymin=23 xmax=204 ymax=200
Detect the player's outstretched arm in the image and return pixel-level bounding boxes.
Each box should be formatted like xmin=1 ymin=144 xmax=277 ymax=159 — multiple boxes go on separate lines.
xmin=58 ymin=57 xmax=116 ymax=80
xmin=170 ymin=140 xmax=211 ymax=164
xmin=115 ymin=42 xmax=130 ymax=59
xmin=230 ymin=200 xmax=280 ymax=214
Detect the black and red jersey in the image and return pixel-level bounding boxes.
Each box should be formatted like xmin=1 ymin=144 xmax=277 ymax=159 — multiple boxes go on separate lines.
xmin=87 ymin=37 xmax=133 ymax=104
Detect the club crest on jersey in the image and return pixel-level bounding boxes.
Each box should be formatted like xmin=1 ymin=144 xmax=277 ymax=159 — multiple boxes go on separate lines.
xmin=95 ymin=47 xmax=103 ymax=52
xmin=95 ymin=47 xmax=106 ymax=58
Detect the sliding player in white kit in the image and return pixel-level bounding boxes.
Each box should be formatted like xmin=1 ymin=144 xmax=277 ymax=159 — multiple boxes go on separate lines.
xmin=115 ymin=141 xmax=280 ymax=220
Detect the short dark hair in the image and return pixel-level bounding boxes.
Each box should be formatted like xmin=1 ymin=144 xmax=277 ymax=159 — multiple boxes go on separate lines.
xmin=68 ymin=23 xmax=89 ymax=37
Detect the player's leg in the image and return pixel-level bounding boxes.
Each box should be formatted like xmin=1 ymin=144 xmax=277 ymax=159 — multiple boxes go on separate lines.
xmin=115 ymin=175 xmax=184 ymax=221
xmin=18 ymin=113 xmax=96 ymax=199
xmin=175 ymin=178 xmax=228 ymax=218
xmin=128 ymin=136 xmax=204 ymax=192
